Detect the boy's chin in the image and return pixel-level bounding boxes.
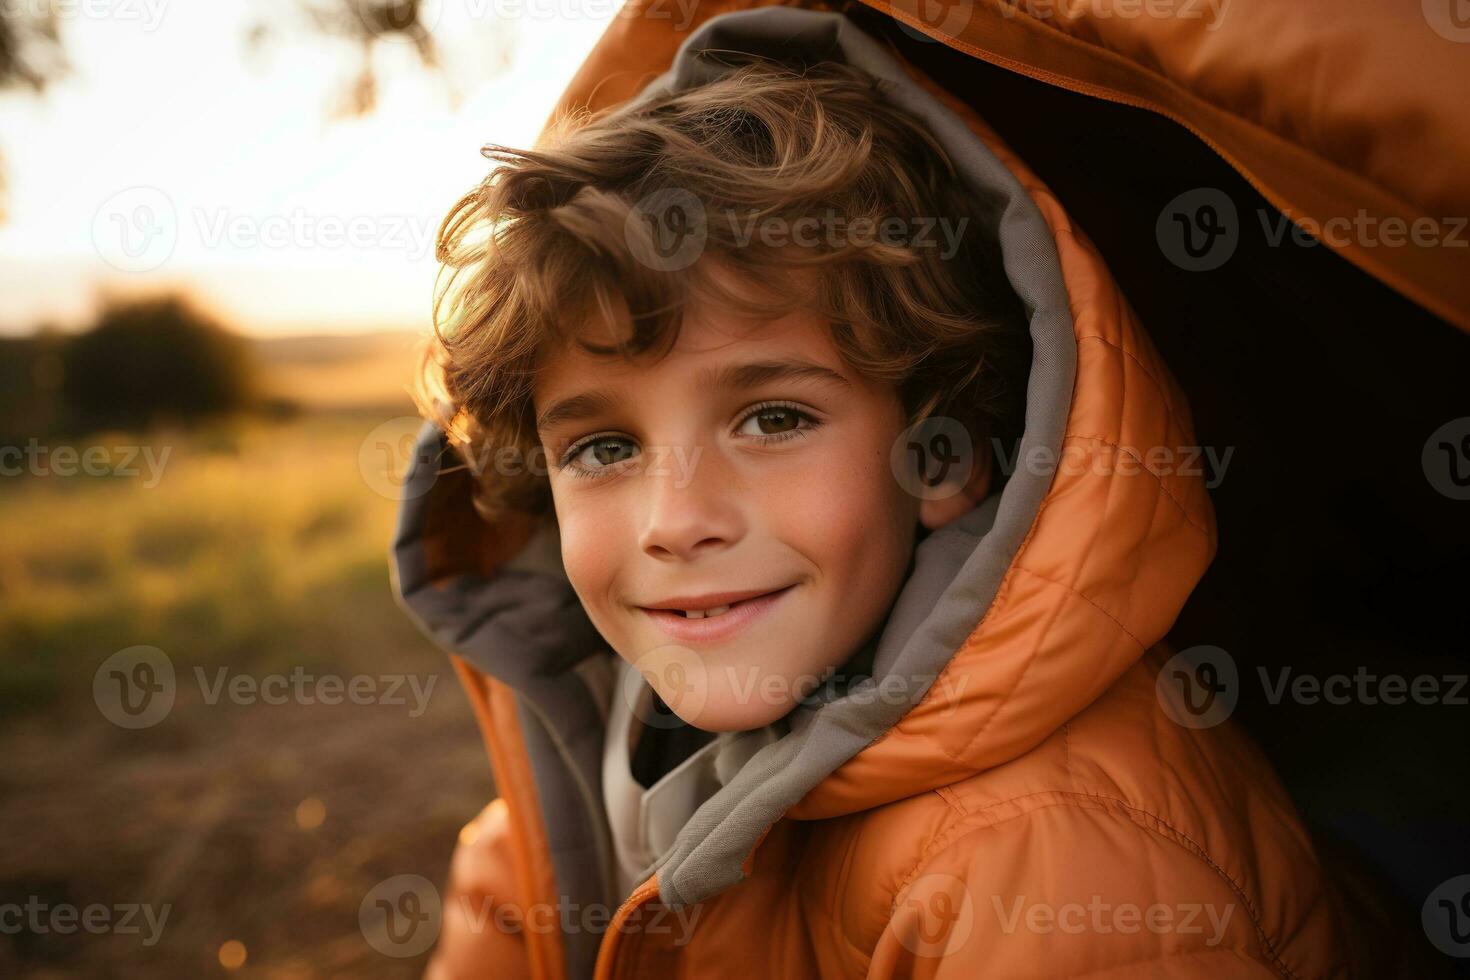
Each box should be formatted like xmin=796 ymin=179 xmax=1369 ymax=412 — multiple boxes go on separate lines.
xmin=677 ymin=697 xmax=795 ymax=734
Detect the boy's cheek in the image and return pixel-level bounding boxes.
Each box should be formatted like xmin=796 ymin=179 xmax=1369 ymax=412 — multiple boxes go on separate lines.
xmin=556 ymin=504 xmax=627 ymax=616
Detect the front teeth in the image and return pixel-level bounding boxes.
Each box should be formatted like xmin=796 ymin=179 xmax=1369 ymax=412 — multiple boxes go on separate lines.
xmin=684 ymin=604 xmax=732 ymax=620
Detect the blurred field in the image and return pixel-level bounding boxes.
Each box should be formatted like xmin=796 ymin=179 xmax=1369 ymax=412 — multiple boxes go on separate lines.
xmin=0 ymin=334 xmax=493 ymax=977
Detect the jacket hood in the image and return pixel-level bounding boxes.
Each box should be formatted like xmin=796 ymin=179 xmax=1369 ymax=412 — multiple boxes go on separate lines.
xmin=390 ymin=2 xmax=1217 ymax=958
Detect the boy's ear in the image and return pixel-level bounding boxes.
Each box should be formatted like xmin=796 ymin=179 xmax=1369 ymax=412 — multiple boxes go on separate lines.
xmin=917 ymin=437 xmax=994 ymax=531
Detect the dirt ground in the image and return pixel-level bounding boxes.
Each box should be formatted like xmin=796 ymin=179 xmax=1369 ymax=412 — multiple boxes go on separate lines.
xmin=0 ymin=661 xmax=492 ymax=978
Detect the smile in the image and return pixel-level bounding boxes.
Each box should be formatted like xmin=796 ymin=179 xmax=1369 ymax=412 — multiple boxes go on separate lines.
xmin=637 ymin=585 xmax=796 ymax=642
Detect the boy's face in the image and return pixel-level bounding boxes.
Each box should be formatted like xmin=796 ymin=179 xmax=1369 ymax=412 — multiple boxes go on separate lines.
xmin=534 ymin=294 xmax=978 ymax=732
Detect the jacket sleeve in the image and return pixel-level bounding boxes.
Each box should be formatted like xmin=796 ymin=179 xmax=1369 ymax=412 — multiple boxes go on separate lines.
xmin=423 ymin=798 xmax=533 ymax=980
xmin=864 ymin=804 xmax=1308 ymax=980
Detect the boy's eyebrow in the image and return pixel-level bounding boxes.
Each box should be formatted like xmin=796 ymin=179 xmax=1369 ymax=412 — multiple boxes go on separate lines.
xmin=535 ymin=359 xmax=851 ymax=432
xmin=700 ymin=358 xmax=854 ymax=393
xmin=535 ymin=389 xmax=619 ymax=432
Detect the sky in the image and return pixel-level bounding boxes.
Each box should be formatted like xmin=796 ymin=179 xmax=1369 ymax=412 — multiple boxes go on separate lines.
xmin=0 ymin=0 xmax=623 ymax=335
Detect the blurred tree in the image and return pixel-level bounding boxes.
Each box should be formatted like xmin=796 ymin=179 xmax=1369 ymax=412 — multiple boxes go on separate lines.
xmin=0 ymin=2 xmax=68 ymax=222
xmin=61 ymin=295 xmax=257 ymax=432
xmin=0 ymin=329 xmax=67 ymax=444
xmin=247 ymin=0 xmax=453 ymax=117
xmin=0 ymin=3 xmax=66 ymax=92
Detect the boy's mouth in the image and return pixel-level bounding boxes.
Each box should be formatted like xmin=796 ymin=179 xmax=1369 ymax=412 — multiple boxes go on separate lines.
xmin=637 ymin=585 xmax=796 ymax=640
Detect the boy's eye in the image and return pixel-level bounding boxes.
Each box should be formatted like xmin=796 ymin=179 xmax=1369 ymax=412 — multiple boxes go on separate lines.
xmin=569 ymin=436 xmax=638 ymax=470
xmin=737 ymin=405 xmax=811 ymax=437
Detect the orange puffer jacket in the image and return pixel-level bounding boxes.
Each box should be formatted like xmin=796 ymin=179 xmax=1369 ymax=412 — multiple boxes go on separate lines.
xmin=390 ymin=6 xmax=1366 ymax=979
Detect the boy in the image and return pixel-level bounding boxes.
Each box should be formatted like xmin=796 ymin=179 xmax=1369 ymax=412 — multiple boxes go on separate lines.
xmin=393 ymin=9 xmax=1354 ymax=977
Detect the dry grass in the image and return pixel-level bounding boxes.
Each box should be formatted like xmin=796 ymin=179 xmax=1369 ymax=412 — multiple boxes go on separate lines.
xmin=0 ymin=408 xmax=494 ymax=977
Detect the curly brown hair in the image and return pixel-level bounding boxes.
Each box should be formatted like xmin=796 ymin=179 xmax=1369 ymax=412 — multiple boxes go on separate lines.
xmin=418 ymin=55 xmax=1031 ymax=521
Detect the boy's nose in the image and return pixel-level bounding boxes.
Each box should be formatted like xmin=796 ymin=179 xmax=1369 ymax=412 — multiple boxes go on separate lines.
xmin=637 ymin=450 xmax=744 ymax=562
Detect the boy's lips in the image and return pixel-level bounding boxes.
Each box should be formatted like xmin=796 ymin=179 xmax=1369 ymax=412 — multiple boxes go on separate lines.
xmin=637 ymin=585 xmax=795 ymax=644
